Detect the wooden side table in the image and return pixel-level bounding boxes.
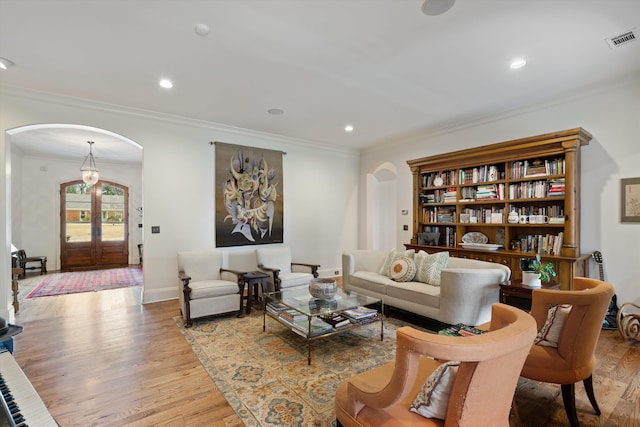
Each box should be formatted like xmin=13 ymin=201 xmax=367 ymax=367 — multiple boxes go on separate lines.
xmin=499 ymin=280 xmax=560 ymax=311
xmin=240 ymin=271 xmax=270 ymax=315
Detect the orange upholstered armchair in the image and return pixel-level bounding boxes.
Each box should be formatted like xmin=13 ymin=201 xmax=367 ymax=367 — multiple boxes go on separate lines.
xmin=519 ymin=277 xmax=614 ymax=427
xmin=335 ymin=303 xmax=536 ymax=427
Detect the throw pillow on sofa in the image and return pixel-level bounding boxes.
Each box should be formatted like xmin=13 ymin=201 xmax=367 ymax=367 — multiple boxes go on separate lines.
xmin=415 ymin=251 xmax=449 ymax=285
xmin=379 ymin=248 xmax=415 ymax=277
xmin=390 ymin=256 xmax=417 ymax=282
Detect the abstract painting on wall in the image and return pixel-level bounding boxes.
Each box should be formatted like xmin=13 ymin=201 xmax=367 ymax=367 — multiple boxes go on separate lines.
xmin=215 ymin=142 xmax=284 ymax=247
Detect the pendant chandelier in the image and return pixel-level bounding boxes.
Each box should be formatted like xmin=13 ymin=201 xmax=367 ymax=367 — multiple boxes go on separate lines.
xmin=80 ymin=140 xmax=100 ymax=186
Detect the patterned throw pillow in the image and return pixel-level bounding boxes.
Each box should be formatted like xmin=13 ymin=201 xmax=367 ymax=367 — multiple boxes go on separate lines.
xmin=379 ymin=249 xmax=415 ymax=277
xmin=410 ymin=361 xmax=460 ymax=419
xmin=535 ymin=304 xmax=572 ymax=347
xmin=414 ymin=251 xmax=449 ymax=285
xmin=390 ymin=256 xmax=417 ymax=282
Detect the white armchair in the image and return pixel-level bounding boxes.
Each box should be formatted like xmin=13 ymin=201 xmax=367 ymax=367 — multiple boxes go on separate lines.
xmin=256 ymin=247 xmax=319 ymax=292
xmin=177 ymin=250 xmax=243 ymax=327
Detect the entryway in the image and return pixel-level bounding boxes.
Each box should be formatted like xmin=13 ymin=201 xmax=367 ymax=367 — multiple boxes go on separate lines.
xmin=60 ymin=180 xmax=129 ymax=270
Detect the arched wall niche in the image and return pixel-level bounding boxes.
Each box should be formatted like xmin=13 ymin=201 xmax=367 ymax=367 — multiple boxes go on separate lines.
xmin=365 ymin=161 xmax=397 ymax=250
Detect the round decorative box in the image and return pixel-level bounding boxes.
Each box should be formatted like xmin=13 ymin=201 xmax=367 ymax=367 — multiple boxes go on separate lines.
xmin=309 ymin=278 xmax=338 ymax=300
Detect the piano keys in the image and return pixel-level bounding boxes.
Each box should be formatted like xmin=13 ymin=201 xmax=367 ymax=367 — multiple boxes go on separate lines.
xmin=0 ymin=348 xmax=57 ymax=426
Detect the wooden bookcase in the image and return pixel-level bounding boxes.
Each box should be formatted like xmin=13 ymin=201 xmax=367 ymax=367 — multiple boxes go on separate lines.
xmin=405 ymin=128 xmax=592 ymax=290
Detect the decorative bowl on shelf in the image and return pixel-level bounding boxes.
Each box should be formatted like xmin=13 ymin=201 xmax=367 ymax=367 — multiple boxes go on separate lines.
xmin=461 ymin=232 xmax=489 ymax=244
xmin=309 ymin=278 xmax=337 ymax=300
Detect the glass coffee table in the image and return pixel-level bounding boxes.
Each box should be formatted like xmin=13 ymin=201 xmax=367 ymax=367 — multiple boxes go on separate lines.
xmin=263 ymin=285 xmax=383 ymax=365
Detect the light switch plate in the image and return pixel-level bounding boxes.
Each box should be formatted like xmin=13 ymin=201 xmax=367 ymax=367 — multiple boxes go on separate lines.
xmin=151 ymin=226 xmax=160 ymax=234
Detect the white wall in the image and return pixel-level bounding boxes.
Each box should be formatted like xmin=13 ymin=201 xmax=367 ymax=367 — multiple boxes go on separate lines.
xmin=0 ymin=86 xmax=360 ymax=321
xmin=359 ymin=76 xmax=640 ymax=305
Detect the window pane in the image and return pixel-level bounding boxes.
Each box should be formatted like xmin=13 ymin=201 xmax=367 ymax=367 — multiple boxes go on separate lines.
xmin=65 ymin=184 xmax=92 ymax=242
xmin=101 ymin=184 xmax=125 ymax=241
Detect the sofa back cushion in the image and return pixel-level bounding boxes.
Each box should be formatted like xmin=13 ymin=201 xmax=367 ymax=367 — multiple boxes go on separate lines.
xmin=225 ymin=250 xmax=258 ymax=272
xmin=178 ymin=250 xmax=223 ymax=282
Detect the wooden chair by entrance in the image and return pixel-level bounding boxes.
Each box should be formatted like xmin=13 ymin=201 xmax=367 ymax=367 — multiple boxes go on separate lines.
xmin=16 ymin=249 xmax=47 ymax=277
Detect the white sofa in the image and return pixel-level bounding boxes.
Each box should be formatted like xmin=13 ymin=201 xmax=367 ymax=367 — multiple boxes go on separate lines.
xmin=342 ymin=249 xmax=511 ymax=326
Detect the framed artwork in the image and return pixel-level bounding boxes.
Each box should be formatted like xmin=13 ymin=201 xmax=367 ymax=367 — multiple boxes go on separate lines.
xmin=621 ymin=177 xmax=640 ymax=223
xmin=215 ymin=142 xmax=284 ymax=247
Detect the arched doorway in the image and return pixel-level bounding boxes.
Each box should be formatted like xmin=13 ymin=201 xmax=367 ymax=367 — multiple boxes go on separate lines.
xmin=60 ymin=180 xmax=129 ymax=270
xmin=7 ymin=124 xmax=142 ymax=272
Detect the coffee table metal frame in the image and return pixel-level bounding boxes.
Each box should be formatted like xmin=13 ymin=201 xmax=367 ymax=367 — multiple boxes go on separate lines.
xmin=263 ymin=285 xmax=384 ymax=365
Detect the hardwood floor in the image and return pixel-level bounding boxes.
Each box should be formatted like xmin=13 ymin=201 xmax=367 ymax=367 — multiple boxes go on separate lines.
xmin=11 ymin=277 xmax=640 ymax=426
xmin=13 ymin=283 xmax=242 ymax=427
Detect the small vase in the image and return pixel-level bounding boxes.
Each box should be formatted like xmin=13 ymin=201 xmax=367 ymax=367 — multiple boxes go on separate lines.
xmin=522 ymin=271 xmax=541 ymax=288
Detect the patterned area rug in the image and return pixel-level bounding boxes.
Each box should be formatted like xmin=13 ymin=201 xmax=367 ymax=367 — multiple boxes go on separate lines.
xmin=176 ymin=310 xmax=430 ymax=427
xmin=26 ymin=267 xmax=143 ymax=298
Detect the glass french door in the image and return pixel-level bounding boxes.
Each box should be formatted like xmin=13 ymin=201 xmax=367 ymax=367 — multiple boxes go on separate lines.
xmin=60 ymin=180 xmax=129 ymax=270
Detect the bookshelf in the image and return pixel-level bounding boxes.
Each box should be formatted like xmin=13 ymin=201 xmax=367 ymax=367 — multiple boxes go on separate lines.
xmin=406 ymin=128 xmax=592 ymax=290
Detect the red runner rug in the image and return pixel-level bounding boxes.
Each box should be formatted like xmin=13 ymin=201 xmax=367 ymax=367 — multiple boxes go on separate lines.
xmin=26 ymin=267 xmax=143 ymax=299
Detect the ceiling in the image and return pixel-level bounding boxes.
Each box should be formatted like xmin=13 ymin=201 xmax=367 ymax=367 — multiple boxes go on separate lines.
xmin=1 ymin=0 xmax=639 ymax=163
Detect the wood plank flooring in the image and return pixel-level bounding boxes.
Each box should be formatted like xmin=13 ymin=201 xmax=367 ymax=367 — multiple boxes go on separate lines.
xmin=14 ymin=281 xmax=242 ymax=427
xmin=11 ymin=275 xmax=640 ymax=426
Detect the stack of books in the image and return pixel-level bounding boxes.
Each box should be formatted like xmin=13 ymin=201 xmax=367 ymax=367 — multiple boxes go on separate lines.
xmin=343 ymin=306 xmax=379 ymax=324
xmin=547 ymin=179 xmax=565 ymax=197
xmin=438 ymin=323 xmax=486 ymax=337
xmin=323 ymin=313 xmax=352 ymax=329
xmin=291 ymin=317 xmax=333 ymax=338
xmin=476 ymin=184 xmax=499 ymax=200
xmin=266 ymin=301 xmax=289 ymax=316
xmin=524 ymin=159 xmax=548 ymax=177
xmin=443 ymin=187 xmax=457 ymax=203
xmin=279 ymin=308 xmax=306 ymax=326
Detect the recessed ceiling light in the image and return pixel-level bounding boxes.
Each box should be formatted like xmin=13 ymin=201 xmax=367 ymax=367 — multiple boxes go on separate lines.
xmin=0 ymin=57 xmax=15 ymax=70
xmin=159 ymin=79 xmax=173 ymax=89
xmin=510 ymin=59 xmax=527 ymax=69
xmin=267 ymin=108 xmax=284 ymax=115
xmin=421 ymin=0 xmax=456 ymax=16
xmin=345 ymin=124 xmax=354 ymax=133
xmin=195 ymin=23 xmax=210 ymax=36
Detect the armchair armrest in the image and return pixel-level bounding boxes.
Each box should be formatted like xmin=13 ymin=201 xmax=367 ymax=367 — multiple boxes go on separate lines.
xmin=291 ymin=262 xmax=320 ymax=277
xmin=220 ymin=268 xmax=245 ymax=284
xmin=178 ymin=270 xmax=191 ymax=286
xmin=258 ymin=264 xmax=282 ymax=290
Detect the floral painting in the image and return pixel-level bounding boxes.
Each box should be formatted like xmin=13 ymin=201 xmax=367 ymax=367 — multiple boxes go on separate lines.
xmin=215 ymin=142 xmax=284 ymax=246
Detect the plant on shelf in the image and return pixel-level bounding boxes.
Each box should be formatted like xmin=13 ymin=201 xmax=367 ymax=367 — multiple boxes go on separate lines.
xmin=521 ymin=254 xmax=556 ymax=287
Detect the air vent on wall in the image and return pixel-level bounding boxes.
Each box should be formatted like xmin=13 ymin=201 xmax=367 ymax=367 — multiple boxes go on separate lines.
xmin=605 ymin=30 xmax=637 ymax=49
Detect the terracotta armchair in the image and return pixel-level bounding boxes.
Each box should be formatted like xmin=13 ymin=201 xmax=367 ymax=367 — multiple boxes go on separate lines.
xmin=519 ymin=277 xmax=614 ymax=427
xmin=335 ymin=303 xmax=537 ymax=427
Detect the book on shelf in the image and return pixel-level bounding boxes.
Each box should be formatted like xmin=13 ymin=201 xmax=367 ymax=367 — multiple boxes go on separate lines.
xmin=343 ymin=306 xmax=378 ymax=320
xmin=438 ymin=323 xmax=486 ymax=337
xmin=291 ymin=317 xmax=334 ymax=337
